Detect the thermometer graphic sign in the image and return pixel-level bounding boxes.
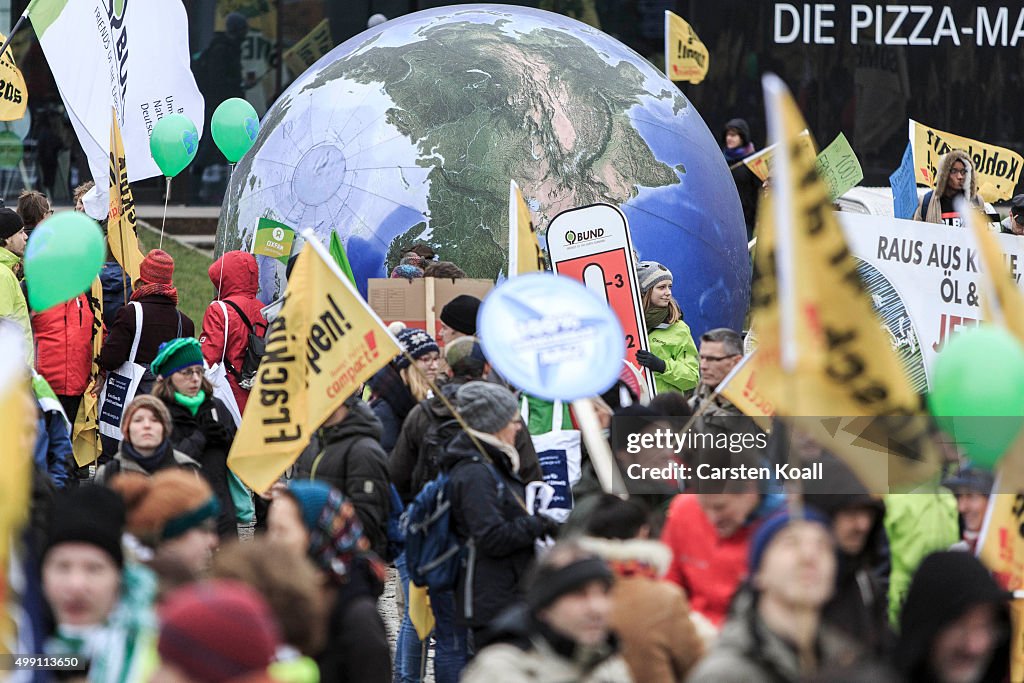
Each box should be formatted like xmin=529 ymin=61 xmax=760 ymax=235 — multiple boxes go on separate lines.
xmin=547 ymin=203 xmax=654 ymax=397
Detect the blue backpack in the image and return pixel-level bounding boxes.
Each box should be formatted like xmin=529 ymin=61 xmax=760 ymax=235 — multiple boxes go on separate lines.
xmin=402 ymin=463 xmax=503 ymax=592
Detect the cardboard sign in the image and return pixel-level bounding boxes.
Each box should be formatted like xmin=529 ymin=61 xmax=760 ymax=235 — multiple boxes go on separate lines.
xmin=815 ymin=132 xmax=863 ymax=201
xmin=367 ymin=277 xmax=493 ymax=339
xmin=546 ymin=203 xmax=654 ymax=396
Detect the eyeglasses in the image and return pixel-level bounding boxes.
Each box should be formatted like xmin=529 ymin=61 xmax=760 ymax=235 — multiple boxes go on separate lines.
xmin=699 ymin=353 xmax=740 ymax=363
xmin=175 ymin=367 xmax=204 ymax=378
xmin=949 ymin=167 xmax=968 ymax=177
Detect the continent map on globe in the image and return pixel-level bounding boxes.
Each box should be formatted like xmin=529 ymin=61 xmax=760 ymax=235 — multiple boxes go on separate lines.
xmin=218 ymin=4 xmax=750 ymax=337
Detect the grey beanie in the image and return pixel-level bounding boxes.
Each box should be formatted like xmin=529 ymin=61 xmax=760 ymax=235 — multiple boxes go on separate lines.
xmin=455 ymin=381 xmax=519 ymax=434
xmin=637 ymin=261 xmax=672 ymax=294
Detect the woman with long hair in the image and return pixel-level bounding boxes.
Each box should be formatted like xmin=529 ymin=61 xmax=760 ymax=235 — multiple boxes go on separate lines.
xmin=366 ymin=326 xmax=441 ymax=452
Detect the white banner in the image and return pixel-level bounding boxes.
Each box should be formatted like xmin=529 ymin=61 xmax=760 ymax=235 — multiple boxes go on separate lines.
xmin=28 ymin=0 xmax=204 ymax=216
xmin=841 ymin=213 xmax=1024 ymax=390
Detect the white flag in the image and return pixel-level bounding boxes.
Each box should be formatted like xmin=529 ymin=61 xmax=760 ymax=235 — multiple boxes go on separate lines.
xmin=28 ymin=0 xmax=204 ymax=217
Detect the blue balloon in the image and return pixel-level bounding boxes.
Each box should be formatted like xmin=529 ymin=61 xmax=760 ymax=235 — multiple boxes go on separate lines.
xmin=478 ymin=273 xmax=624 ymax=401
xmin=219 ymin=4 xmax=749 ymax=337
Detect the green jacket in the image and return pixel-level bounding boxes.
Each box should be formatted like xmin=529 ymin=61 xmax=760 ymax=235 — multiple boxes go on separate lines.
xmin=648 ymin=320 xmax=699 ymax=395
xmin=0 ymin=246 xmax=31 ymax=362
xmin=884 ymin=488 xmax=959 ymax=626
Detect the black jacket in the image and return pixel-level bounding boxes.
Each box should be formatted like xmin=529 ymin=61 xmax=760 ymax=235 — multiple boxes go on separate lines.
xmin=97 ymin=295 xmax=195 ymax=370
xmin=164 ymin=396 xmax=238 ymax=537
xmin=300 ymin=400 xmax=391 ymax=558
xmin=440 ymin=431 xmax=554 ymax=628
xmin=317 ymin=556 xmax=390 ymax=683
xmin=390 ymin=379 xmax=543 ymax=504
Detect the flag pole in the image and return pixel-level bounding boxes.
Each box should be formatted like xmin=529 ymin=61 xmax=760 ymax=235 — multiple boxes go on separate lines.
xmin=0 ymin=10 xmax=28 ymax=65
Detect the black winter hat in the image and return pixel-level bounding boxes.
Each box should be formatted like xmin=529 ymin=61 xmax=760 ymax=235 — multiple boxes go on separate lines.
xmin=44 ymin=485 xmax=126 ymax=568
xmin=0 ymin=207 xmax=24 ymax=240
xmin=440 ymin=295 xmax=481 ymax=336
xmin=897 ymin=551 xmax=1009 ymax=681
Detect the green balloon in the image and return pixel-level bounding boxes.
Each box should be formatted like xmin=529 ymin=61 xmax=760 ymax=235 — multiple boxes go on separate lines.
xmin=928 ymin=326 xmax=1024 ymax=470
xmin=211 ymin=98 xmax=259 ymax=163
xmin=149 ymin=113 xmax=200 ymax=177
xmin=24 ymin=212 xmax=105 ymax=312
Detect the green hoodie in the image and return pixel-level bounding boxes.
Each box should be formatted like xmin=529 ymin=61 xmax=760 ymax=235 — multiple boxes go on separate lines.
xmin=0 ymin=246 xmax=32 ymax=363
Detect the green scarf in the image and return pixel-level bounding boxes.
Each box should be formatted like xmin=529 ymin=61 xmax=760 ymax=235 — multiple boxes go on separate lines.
xmin=644 ymin=305 xmax=670 ymax=332
xmin=173 ymin=390 xmax=206 ymax=416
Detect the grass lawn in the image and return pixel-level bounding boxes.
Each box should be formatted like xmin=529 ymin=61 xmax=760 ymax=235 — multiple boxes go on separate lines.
xmin=138 ymin=223 xmax=214 ymax=332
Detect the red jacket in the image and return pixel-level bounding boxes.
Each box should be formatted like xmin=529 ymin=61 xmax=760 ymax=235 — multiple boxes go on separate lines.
xmin=660 ymin=493 xmax=780 ymax=627
xmin=33 ymin=294 xmax=95 ymax=397
xmin=200 ymin=251 xmax=267 ymax=414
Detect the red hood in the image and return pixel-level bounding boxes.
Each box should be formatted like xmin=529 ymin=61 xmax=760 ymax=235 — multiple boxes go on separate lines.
xmin=208 ymin=250 xmax=259 ymax=298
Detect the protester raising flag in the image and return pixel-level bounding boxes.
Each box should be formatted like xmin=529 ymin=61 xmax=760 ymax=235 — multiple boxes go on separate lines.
xmin=227 ymin=232 xmax=402 ymax=493
xmin=26 ymin=0 xmax=204 ymax=217
xmin=750 ymin=74 xmax=940 ymax=490
xmin=664 ymin=11 xmax=708 ymax=84
xmin=508 ymin=180 xmax=544 ymax=277
xmin=108 ymin=110 xmax=145 ymax=284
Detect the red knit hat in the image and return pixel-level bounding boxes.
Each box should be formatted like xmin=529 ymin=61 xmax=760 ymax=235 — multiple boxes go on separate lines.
xmin=158 ymin=580 xmax=281 ymax=683
xmin=140 ymin=249 xmax=175 ymax=285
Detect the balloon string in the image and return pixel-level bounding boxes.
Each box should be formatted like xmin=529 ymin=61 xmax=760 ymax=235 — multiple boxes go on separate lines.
xmin=159 ymin=176 xmax=170 ymax=250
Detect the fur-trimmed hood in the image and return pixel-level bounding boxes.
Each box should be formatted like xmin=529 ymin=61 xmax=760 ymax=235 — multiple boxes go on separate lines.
xmin=577 ymin=536 xmax=673 ymax=578
xmin=933 ymin=149 xmax=978 ymax=202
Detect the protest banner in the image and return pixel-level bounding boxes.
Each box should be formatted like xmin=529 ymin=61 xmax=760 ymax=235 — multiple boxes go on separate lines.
xmin=742 ymin=129 xmax=814 ymax=181
xmin=664 ymin=11 xmax=708 ymax=84
xmin=252 ymin=217 xmax=296 ymax=263
xmin=367 ymin=277 xmax=493 ymax=339
xmin=963 ymin=199 xmax=1024 ymax=345
xmin=890 ymin=141 xmax=918 ymax=220
xmin=228 ymin=233 xmax=402 ymax=493
xmin=27 ymin=0 xmax=205 ymax=216
xmin=0 ymin=31 xmax=27 ymax=122
xmin=108 ymin=111 xmax=145 ymax=285
xmin=508 ymin=179 xmax=544 ymax=277
xmin=815 ymin=132 xmax=862 ymax=201
xmin=547 ymin=203 xmax=654 ymax=396
xmin=909 ymin=119 xmax=1024 ymax=202
xmin=283 ymin=18 xmax=333 ymax=77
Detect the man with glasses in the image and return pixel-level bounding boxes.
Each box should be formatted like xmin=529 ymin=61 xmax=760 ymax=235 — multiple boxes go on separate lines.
xmin=688 ymin=328 xmax=743 ymax=417
xmin=1000 ymin=194 xmax=1024 ymax=236
xmin=0 ymin=207 xmax=32 ymax=358
xmin=913 ymin=150 xmax=984 ymax=227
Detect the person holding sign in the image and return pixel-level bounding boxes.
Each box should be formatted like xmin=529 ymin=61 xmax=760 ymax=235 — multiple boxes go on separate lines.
xmin=913 ymin=150 xmax=983 ymax=227
xmin=635 ymin=262 xmax=699 ymax=395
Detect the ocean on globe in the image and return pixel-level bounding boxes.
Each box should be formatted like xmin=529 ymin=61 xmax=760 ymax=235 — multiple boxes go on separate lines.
xmin=217 ymin=4 xmax=750 ymax=337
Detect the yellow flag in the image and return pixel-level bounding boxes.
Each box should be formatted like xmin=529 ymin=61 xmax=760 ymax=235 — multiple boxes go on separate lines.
xmin=508 ymin=180 xmax=544 ymax=277
xmin=910 ymin=119 xmax=1024 ymax=202
xmin=228 ymin=236 xmax=402 ymax=493
xmin=0 ymin=32 xmax=27 ymax=122
xmin=963 ymin=200 xmax=1024 ymax=344
xmin=742 ymin=130 xmax=816 ymax=182
xmin=408 ymin=584 xmax=436 ymax=641
xmin=716 ymin=352 xmax=775 ymax=428
xmin=0 ymin=330 xmax=34 ymax=656
xmin=751 ymin=75 xmax=939 ymax=490
xmin=283 ymin=19 xmax=333 ymax=77
xmin=664 ymin=11 xmax=708 ymax=84
xmin=72 ymin=278 xmax=105 ymax=466
xmin=108 ymin=111 xmax=145 ymax=285
xmin=977 ymin=486 xmax=1024 ymax=681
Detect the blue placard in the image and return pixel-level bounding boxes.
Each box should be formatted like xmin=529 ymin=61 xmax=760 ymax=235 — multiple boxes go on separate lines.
xmin=478 ymin=273 xmax=625 ymax=402
xmin=890 ymin=142 xmax=918 ymax=220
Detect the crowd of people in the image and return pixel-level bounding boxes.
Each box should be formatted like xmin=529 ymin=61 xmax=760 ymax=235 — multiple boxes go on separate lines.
xmin=0 ymin=146 xmax=1014 ymax=683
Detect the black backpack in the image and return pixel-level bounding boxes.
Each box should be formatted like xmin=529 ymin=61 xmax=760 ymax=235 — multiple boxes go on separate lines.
xmin=413 ymin=417 xmax=463 ymax=492
xmin=222 ymin=299 xmax=267 ymax=390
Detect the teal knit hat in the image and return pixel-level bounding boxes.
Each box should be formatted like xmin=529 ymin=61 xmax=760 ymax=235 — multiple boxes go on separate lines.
xmin=151 ymin=337 xmax=204 ymax=378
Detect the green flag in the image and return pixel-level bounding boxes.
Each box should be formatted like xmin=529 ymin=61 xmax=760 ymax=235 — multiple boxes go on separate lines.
xmin=329 ymin=231 xmax=356 ymax=285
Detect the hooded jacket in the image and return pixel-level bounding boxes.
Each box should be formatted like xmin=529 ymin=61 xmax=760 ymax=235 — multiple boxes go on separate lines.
xmin=648 ymin=319 xmax=699 ymax=395
xmin=687 ymin=587 xmax=863 ymax=683
xmin=440 ymin=430 xmax=553 ymax=628
xmin=299 ymin=400 xmax=391 ymax=558
xmin=200 ymin=251 xmax=267 ymax=413
xmin=389 ymin=377 xmax=542 ymax=503
xmin=803 ymin=456 xmax=891 ymax=656
xmin=462 ymin=605 xmax=633 ymax=683
xmin=913 ymin=150 xmax=984 ymax=225
xmin=578 ymin=537 xmax=704 ymax=682
xmin=32 ymin=294 xmax=95 ymax=396
xmin=0 ymin=245 xmax=32 ymax=361
xmin=895 ymin=551 xmax=1010 ymax=683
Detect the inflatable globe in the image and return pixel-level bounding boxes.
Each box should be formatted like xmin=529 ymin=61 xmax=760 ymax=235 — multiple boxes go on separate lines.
xmin=218 ymin=4 xmax=750 ymax=337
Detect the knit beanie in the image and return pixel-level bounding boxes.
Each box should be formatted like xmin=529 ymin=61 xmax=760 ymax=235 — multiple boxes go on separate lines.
xmin=636 ymin=261 xmax=672 ymax=294
xmin=140 ymin=249 xmax=175 ymax=285
xmin=44 ymin=485 xmax=125 ymax=568
xmin=526 ymin=555 xmax=613 ymax=613
xmin=111 ymin=469 xmax=219 ymax=542
xmin=284 ymin=480 xmax=333 ymax=533
xmin=455 ymin=381 xmax=519 ymax=434
xmin=0 ymin=207 xmax=23 ymax=240
xmin=121 ymin=394 xmax=173 ymax=444
xmin=394 ymin=327 xmax=439 ymax=370
xmin=440 ymin=295 xmax=481 ymax=336
xmin=158 ymin=580 xmax=280 ymax=683
xmin=748 ymin=509 xmax=831 ymax=577
xmin=390 ymin=264 xmax=424 ymax=280
xmin=151 ymin=337 xmax=205 ymax=378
